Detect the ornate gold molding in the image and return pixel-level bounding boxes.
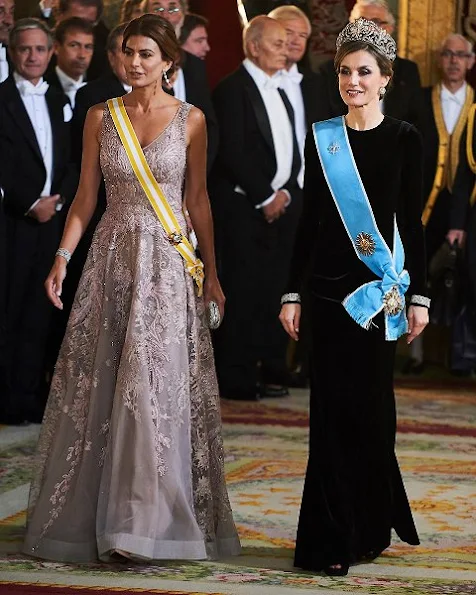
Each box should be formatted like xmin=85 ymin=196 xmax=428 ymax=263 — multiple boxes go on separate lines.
xmin=398 ymin=0 xmax=458 ymax=85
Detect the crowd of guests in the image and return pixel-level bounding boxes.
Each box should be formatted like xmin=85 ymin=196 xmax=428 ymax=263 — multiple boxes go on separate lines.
xmin=0 ymin=0 xmax=475 ymax=424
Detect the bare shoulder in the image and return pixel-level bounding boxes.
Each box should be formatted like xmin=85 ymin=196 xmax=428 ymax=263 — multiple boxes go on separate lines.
xmin=86 ymin=102 xmax=107 ymax=127
xmin=187 ymin=105 xmax=206 ymax=130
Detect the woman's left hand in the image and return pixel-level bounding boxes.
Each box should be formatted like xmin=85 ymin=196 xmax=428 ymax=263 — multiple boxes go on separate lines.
xmin=407 ymin=305 xmax=429 ymax=344
xmin=204 ymin=275 xmax=226 ymax=320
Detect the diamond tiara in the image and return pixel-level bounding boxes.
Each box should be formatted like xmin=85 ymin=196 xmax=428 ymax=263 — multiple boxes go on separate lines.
xmin=336 ymin=17 xmax=397 ymax=62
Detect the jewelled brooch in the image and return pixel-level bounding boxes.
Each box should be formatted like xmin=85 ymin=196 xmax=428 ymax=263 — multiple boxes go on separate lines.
xmin=355 ymin=232 xmax=376 ymax=256
xmin=327 ymin=141 xmax=340 ymax=155
xmin=383 ymin=286 xmax=404 ymax=316
xmin=168 ymin=231 xmax=183 ymax=245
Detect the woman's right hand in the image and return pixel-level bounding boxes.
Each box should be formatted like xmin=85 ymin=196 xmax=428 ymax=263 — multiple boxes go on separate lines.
xmin=279 ymin=303 xmax=301 ymax=341
xmin=45 ymin=257 xmax=67 ymax=310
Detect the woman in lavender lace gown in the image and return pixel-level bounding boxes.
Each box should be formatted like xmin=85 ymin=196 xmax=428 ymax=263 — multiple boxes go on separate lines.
xmin=23 ymin=14 xmax=241 ymax=563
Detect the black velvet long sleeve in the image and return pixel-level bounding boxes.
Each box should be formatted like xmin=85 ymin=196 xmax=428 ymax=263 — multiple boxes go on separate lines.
xmin=286 ymin=117 xmax=427 ymax=300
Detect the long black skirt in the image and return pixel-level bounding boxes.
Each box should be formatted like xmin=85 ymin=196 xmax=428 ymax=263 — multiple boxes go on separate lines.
xmin=294 ymin=296 xmax=420 ymax=570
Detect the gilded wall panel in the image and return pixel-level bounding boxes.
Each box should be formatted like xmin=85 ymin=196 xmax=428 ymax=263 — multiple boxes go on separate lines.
xmin=399 ymin=0 xmax=457 ymax=85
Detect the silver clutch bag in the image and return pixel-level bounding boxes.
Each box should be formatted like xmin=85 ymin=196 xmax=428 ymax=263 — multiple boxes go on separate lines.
xmin=207 ymin=300 xmax=221 ymax=330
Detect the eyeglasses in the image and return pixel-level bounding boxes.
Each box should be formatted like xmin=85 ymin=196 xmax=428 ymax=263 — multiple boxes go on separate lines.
xmin=440 ymin=49 xmax=473 ymax=59
xmin=368 ymin=18 xmax=389 ymax=26
xmin=153 ymin=6 xmax=181 ymax=14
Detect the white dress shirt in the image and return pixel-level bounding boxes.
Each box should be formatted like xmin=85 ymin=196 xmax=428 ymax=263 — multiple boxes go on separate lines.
xmin=0 ymin=44 xmax=8 ymax=83
xmin=172 ymin=68 xmax=186 ymax=102
xmin=56 ymin=66 xmax=86 ymax=109
xmin=279 ymin=63 xmax=305 ymax=188
xmin=441 ymin=82 xmax=467 ymax=134
xmin=242 ymin=58 xmax=294 ymax=208
xmin=14 ymin=72 xmax=53 ymax=207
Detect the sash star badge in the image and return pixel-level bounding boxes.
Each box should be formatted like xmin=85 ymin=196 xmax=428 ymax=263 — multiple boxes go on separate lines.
xmin=327 ymin=141 xmax=340 ymax=155
xmin=355 ymin=232 xmax=376 ymax=256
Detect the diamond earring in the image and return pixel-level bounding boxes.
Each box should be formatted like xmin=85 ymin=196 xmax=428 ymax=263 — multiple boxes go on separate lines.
xmin=163 ymin=69 xmax=170 ymax=85
xmin=379 ymin=86 xmax=387 ymax=98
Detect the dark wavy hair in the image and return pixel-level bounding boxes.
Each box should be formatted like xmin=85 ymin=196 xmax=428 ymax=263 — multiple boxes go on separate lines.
xmin=122 ymin=13 xmax=180 ymax=76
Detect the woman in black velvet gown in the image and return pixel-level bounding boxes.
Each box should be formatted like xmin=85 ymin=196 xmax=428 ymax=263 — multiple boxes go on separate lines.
xmin=279 ymin=19 xmax=429 ymax=576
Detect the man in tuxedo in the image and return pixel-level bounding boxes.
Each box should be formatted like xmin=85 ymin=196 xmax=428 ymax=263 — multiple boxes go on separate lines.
xmin=0 ymin=18 xmax=76 ymax=423
xmin=45 ymin=16 xmax=94 ymax=107
xmin=0 ymin=0 xmax=14 ymax=82
xmin=319 ymin=0 xmax=423 ymax=127
xmin=268 ymin=4 xmax=326 ymax=387
xmin=141 ymin=0 xmax=218 ymax=169
xmin=45 ymin=22 xmax=130 ymax=372
xmin=211 ymin=16 xmax=302 ymax=400
xmin=405 ymin=33 xmax=475 ymax=375
xmin=141 ymin=0 xmax=185 ymax=37
xmin=179 ymin=13 xmax=210 ymax=60
xmin=55 ymin=0 xmax=109 ymax=80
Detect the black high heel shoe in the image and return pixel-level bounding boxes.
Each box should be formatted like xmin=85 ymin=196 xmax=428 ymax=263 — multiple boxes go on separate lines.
xmin=324 ymin=563 xmax=349 ymax=576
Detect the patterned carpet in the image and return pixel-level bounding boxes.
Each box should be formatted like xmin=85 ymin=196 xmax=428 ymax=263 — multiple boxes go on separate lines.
xmin=0 ymin=383 xmax=475 ymax=595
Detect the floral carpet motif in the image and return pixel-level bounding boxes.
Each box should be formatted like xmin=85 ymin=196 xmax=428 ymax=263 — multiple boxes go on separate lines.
xmin=0 ymin=385 xmax=475 ymax=594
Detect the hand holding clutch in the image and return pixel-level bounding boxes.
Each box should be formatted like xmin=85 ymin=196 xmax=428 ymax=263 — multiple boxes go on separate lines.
xmin=203 ymin=276 xmax=225 ymax=330
xmin=207 ymin=300 xmax=221 ymax=329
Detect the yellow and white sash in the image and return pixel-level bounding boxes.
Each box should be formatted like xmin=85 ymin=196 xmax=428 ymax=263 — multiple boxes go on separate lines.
xmin=107 ymin=97 xmax=204 ymax=296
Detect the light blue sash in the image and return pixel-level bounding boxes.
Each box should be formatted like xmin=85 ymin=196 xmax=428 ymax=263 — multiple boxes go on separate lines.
xmin=312 ymin=117 xmax=409 ymax=341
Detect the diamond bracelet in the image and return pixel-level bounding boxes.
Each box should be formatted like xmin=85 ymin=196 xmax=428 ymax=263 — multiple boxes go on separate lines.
xmin=281 ymin=293 xmax=301 ymax=305
xmin=410 ymin=295 xmax=431 ymax=308
xmin=55 ymin=248 xmax=72 ymax=264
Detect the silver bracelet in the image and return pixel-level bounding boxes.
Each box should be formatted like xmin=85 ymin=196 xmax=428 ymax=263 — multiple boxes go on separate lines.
xmin=410 ymin=295 xmax=431 ymax=308
xmin=56 ymin=248 xmax=72 ymax=264
xmin=281 ymin=292 xmax=301 ymax=305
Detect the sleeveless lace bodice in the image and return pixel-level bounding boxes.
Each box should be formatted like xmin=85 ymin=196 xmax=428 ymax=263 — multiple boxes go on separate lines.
xmin=23 ymin=100 xmax=240 ymax=564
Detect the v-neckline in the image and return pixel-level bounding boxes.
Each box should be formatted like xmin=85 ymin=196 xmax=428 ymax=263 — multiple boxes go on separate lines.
xmin=118 ymin=99 xmax=183 ymax=151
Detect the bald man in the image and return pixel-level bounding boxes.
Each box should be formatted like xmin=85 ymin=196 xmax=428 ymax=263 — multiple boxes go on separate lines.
xmin=211 ymin=16 xmax=302 ymax=401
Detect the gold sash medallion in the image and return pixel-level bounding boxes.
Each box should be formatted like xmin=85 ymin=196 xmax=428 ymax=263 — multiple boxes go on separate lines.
xmin=422 ymin=84 xmax=474 ymax=227
xmin=107 ymin=97 xmax=204 ymax=296
xmin=466 ymin=103 xmax=476 ymax=207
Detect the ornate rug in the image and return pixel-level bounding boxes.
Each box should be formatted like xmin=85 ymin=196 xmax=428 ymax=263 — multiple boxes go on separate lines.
xmin=0 ymin=384 xmax=475 ymax=594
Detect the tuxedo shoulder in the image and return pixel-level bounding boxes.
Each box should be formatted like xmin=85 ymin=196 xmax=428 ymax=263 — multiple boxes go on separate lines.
xmin=213 ymin=68 xmax=245 ymax=93
xmin=0 ymin=77 xmax=15 ymax=97
xmin=395 ymin=56 xmax=419 ymax=70
xmin=317 ymin=58 xmax=335 ymax=77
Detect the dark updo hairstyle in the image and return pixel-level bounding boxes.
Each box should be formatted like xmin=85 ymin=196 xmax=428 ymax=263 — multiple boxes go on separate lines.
xmin=334 ymin=40 xmax=394 ymax=87
xmin=122 ymin=13 xmax=181 ymax=76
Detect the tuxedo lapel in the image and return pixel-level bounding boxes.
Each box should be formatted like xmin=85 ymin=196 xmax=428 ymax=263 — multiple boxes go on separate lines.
xmin=4 ymin=77 xmax=43 ymax=163
xmin=239 ymin=65 xmax=274 ymax=154
xmin=46 ymin=88 xmax=63 ymax=176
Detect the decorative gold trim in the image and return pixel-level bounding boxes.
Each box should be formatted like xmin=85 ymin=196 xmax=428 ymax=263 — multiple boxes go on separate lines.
xmin=398 ymin=0 xmax=458 ymax=85
xmin=422 ymin=84 xmax=474 ymax=227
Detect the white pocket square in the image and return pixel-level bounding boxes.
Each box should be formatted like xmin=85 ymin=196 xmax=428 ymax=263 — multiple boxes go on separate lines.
xmin=63 ymin=103 xmax=73 ymax=122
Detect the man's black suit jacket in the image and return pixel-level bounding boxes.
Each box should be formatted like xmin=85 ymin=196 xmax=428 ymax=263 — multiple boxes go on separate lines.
xmin=212 ymin=64 xmax=300 ymax=207
xmin=72 ymin=72 xmax=126 ymax=165
xmin=299 ymin=66 xmax=331 ymax=127
xmin=319 ymin=55 xmax=423 ymax=129
xmin=0 ymin=76 xmax=77 ymax=217
xmin=181 ymin=51 xmax=219 ymax=171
